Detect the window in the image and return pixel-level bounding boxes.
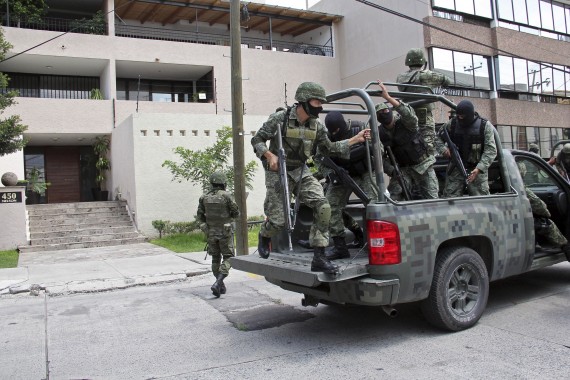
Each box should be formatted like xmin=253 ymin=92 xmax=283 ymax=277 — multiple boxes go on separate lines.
xmin=1 ymin=73 xmax=99 ymax=99
xmin=432 ymin=0 xmax=492 ymax=18
xmin=496 ymin=0 xmax=570 ymax=39
xmin=513 ymin=0 xmax=528 ymax=24
xmin=540 ymin=0 xmax=554 ymax=31
xmin=527 ymin=0 xmax=541 ymax=28
xmin=432 ymin=47 xmax=491 ymax=90
xmin=497 ymin=0 xmax=514 ymax=21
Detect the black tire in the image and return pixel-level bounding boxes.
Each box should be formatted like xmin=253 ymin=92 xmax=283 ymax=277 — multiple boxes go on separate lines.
xmin=421 ymin=246 xmax=489 ymax=331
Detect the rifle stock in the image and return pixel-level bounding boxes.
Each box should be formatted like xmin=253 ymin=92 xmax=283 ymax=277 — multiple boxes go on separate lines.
xmin=319 ymin=156 xmax=371 ymax=204
xmin=438 ymin=125 xmax=469 ymax=185
xmin=385 ymin=146 xmax=412 ymax=201
xmin=276 ymin=123 xmax=294 ymax=251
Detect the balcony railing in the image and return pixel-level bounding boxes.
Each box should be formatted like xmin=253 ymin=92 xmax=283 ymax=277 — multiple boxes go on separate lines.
xmin=115 ymin=24 xmax=333 ymax=56
xmin=1 ymin=14 xmax=107 ymax=35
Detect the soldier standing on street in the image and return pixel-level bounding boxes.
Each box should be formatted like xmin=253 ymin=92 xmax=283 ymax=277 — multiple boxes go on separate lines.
xmin=196 ymin=171 xmax=239 ymax=298
xmin=396 ymin=48 xmax=452 ymax=156
xmin=376 ymin=81 xmax=439 ymax=200
xmin=319 ymin=111 xmax=376 ymax=260
xmin=251 ymin=82 xmax=370 ymax=274
xmin=436 ymin=100 xmax=497 ymax=197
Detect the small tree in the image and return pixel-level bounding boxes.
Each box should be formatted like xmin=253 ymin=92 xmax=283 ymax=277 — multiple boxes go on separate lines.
xmin=93 ymin=136 xmax=111 ymax=190
xmin=0 ymin=0 xmax=48 ymax=27
xmin=162 ymin=126 xmax=257 ymax=193
xmin=0 ymin=30 xmax=27 ymax=156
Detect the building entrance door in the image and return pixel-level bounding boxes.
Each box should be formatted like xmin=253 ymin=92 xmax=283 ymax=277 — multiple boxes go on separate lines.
xmin=45 ymin=147 xmax=81 ymax=203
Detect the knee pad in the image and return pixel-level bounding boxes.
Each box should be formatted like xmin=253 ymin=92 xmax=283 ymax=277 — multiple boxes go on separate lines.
xmin=314 ymin=201 xmax=331 ymax=230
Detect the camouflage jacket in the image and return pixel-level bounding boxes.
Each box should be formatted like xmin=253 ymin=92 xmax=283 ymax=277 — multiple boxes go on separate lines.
xmin=381 ymin=101 xmax=435 ymax=175
xmin=396 ymin=68 xmax=451 ymax=93
xmin=251 ymin=105 xmax=351 ymax=180
xmin=197 ymin=189 xmax=239 ymax=232
xmin=435 ymin=118 xmax=497 ymax=173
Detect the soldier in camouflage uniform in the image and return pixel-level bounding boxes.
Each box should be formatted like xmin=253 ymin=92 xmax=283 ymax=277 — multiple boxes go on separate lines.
xmin=376 ymin=81 xmax=439 ymax=200
xmin=196 ymin=171 xmax=239 ymax=298
xmin=317 ymin=111 xmax=377 ymax=260
xmin=251 ymin=82 xmax=370 ymax=274
xmin=396 ymin=48 xmax=452 ymax=156
xmin=436 ymin=100 xmax=497 ymax=197
xmin=517 ymin=161 xmax=569 ymax=257
xmin=528 ymin=143 xmax=539 ymax=155
xmin=548 ymin=143 xmax=570 ymax=182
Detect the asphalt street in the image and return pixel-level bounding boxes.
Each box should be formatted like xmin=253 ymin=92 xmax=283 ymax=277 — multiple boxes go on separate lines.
xmin=0 ymin=245 xmax=569 ymax=380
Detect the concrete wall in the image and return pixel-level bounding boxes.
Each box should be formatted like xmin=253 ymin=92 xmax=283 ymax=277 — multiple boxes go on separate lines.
xmin=0 ymin=152 xmax=25 ymax=184
xmin=123 ymin=113 xmax=268 ymax=237
xmin=0 ymin=187 xmax=27 ymax=250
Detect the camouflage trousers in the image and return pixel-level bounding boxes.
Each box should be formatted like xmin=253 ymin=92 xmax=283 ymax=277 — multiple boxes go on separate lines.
xmin=326 ymin=174 xmax=378 ymax=237
xmin=260 ymin=170 xmax=331 ymax=247
xmin=526 ymin=187 xmax=568 ymax=246
xmin=207 ymin=230 xmax=234 ymax=276
xmin=535 ymin=219 xmax=568 ymax=246
xmin=444 ymin=167 xmax=489 ymax=197
xmin=389 ymin=166 xmax=438 ymax=201
xmin=419 ymin=122 xmax=436 ymax=157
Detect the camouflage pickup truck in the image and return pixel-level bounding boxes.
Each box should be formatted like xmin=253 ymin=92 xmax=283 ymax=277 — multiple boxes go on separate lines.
xmin=232 ymin=84 xmax=570 ymax=331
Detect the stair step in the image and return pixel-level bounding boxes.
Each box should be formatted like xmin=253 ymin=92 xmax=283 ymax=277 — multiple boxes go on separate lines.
xmin=31 ymin=226 xmax=137 ymax=239
xmin=24 ymin=201 xmax=145 ymax=252
xmin=18 ymin=237 xmax=148 ymax=253
xmin=31 ymin=231 xmax=142 ymax=245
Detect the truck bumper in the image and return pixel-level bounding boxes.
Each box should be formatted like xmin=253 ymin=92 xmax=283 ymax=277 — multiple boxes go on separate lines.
xmin=231 ymin=253 xmax=400 ymax=306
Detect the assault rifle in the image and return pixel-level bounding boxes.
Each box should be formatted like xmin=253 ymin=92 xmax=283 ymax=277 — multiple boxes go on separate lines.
xmin=276 ymin=123 xmax=294 ymax=251
xmin=437 ymin=125 xmax=469 ymax=186
xmin=318 ymin=156 xmax=371 ymax=204
xmin=385 ymin=146 xmax=412 ymax=201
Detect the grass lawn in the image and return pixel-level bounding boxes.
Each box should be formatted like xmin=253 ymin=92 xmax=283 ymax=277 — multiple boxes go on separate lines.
xmin=151 ymin=225 xmax=261 ymax=253
xmin=0 ymin=249 xmax=19 ymax=269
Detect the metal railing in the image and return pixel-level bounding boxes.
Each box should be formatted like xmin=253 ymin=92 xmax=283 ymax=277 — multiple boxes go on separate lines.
xmin=115 ymin=24 xmax=333 ymax=56
xmin=1 ymin=14 xmax=107 ymax=35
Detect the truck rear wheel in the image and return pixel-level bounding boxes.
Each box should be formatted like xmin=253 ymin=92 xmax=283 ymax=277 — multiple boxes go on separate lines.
xmin=421 ymin=246 xmax=489 ymax=331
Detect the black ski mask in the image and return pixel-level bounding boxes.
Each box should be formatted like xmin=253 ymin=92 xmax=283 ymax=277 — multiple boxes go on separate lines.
xmin=302 ymin=101 xmax=323 ymax=118
xmin=325 ymin=111 xmax=348 ymax=140
xmin=456 ymin=100 xmax=475 ymax=127
xmin=377 ymin=109 xmax=393 ymax=126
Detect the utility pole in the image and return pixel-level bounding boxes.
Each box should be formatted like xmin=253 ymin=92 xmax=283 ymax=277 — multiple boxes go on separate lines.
xmin=230 ymin=0 xmax=248 ymax=255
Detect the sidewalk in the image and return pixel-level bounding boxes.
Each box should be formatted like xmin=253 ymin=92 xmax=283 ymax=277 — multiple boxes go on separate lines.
xmin=0 ymin=243 xmax=220 ymax=296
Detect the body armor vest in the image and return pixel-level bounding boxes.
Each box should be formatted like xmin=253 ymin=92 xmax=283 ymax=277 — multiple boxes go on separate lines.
xmin=268 ymin=107 xmax=317 ymax=167
xmin=331 ymin=121 xmax=369 ymax=176
xmin=450 ymin=117 xmax=485 ymax=167
xmin=398 ymin=69 xmax=434 ymax=125
xmin=379 ymin=121 xmax=427 ymax=167
xmin=203 ymin=190 xmax=232 ymax=226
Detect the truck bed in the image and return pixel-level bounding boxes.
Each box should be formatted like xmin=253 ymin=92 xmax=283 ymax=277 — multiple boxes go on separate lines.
xmin=231 ymin=248 xmax=370 ymax=287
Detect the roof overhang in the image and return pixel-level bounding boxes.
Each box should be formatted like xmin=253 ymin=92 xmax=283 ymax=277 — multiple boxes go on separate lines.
xmin=114 ymin=0 xmax=342 ymax=37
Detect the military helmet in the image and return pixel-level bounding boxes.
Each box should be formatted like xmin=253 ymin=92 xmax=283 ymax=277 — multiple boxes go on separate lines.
xmin=294 ymin=82 xmax=327 ymax=103
xmin=528 ymin=143 xmax=539 ymax=153
xmin=562 ymin=143 xmax=570 ymax=155
xmin=375 ymin=103 xmax=389 ymax=113
xmin=405 ymin=48 xmax=426 ymax=67
xmin=209 ymin=171 xmax=227 ymax=186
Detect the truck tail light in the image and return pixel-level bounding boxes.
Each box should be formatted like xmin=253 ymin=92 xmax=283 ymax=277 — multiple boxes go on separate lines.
xmin=367 ymin=220 xmax=401 ymax=265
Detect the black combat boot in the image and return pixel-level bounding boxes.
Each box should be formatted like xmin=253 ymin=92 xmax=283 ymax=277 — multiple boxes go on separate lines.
xmin=297 ymin=240 xmax=312 ymax=249
xmin=346 ymin=226 xmax=364 ymax=249
xmin=326 ymin=236 xmax=350 ymax=260
xmin=213 ymin=273 xmax=227 ymax=294
xmin=211 ymin=273 xmax=227 ymax=298
xmin=258 ymin=233 xmax=272 ymax=259
xmin=311 ymin=247 xmax=339 ymax=274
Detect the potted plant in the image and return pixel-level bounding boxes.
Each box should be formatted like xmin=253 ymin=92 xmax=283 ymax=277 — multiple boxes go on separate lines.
xmin=93 ymin=136 xmax=111 ymax=201
xmin=25 ymin=167 xmax=50 ymax=204
xmin=90 ymin=88 xmax=103 ymax=100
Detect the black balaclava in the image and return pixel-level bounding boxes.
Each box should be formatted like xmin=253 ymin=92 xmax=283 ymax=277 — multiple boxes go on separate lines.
xmin=377 ymin=109 xmax=393 ymax=127
xmin=456 ymin=100 xmax=476 ymax=127
xmin=325 ymin=111 xmax=348 ymax=140
xmin=302 ymin=101 xmax=323 ymax=119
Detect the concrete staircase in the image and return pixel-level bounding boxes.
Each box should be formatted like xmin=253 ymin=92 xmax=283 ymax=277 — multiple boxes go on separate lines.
xmin=19 ymin=201 xmax=147 ymax=253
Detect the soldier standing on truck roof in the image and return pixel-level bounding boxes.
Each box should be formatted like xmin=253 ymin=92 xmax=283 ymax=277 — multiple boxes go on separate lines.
xmin=196 ymin=171 xmax=239 ymax=298
xmin=376 ymin=81 xmax=439 ymax=200
xmin=251 ymin=82 xmax=370 ymax=274
xmin=396 ymin=48 xmax=452 ymax=157
xmin=436 ymin=100 xmax=497 ymax=197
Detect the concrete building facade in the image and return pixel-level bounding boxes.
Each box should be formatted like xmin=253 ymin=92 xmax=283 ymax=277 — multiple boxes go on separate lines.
xmin=0 ymin=0 xmax=569 ymax=241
